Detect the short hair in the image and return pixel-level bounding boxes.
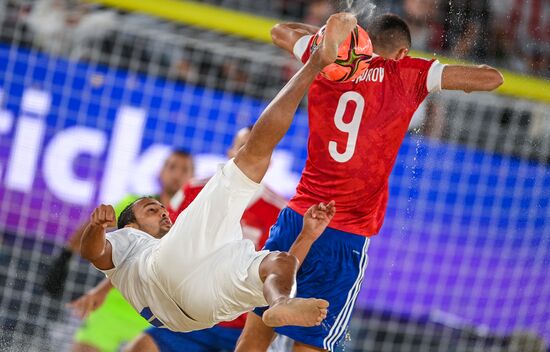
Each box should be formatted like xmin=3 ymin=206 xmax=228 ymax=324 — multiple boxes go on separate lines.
xmin=367 ymin=13 xmax=412 ymax=53
xmin=117 ymin=197 xmax=149 ymax=229
xmin=170 ymin=148 xmax=192 ymax=159
xmin=163 ymin=149 xmax=194 ymax=171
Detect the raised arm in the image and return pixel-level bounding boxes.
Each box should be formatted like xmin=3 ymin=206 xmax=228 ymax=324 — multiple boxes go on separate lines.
xmin=235 ymin=13 xmax=356 ymax=183
xmin=289 ymin=201 xmax=336 ymax=266
xmin=271 ymin=22 xmax=320 ymax=55
xmin=80 ymin=204 xmax=116 ymax=270
xmin=442 ymin=64 xmax=504 ymax=93
xmin=67 ymin=278 xmax=114 ymax=319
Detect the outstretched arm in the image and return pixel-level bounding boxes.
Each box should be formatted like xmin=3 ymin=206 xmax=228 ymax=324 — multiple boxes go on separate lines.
xmin=271 ymin=22 xmax=320 ymax=54
xmin=80 ymin=204 xmax=116 ymax=270
xmin=289 ymin=201 xmax=336 ymax=266
xmin=235 ymin=13 xmax=357 ymax=184
xmin=442 ymin=64 xmax=504 ymax=92
xmin=67 ymin=221 xmax=89 ymax=253
xmin=67 ymin=278 xmax=113 ymax=319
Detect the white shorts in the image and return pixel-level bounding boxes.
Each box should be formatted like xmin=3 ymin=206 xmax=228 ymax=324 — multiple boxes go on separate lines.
xmin=153 ymin=159 xmax=270 ymax=323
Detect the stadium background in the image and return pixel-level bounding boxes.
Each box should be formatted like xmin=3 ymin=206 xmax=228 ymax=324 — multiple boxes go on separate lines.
xmin=0 ymin=0 xmax=549 ymax=351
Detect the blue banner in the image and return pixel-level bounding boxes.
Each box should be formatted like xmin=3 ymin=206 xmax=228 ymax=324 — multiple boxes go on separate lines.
xmin=0 ymin=44 xmax=548 ymax=341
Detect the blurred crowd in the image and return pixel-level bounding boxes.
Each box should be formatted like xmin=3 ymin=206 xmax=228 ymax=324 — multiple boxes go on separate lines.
xmin=206 ymin=0 xmax=550 ymax=78
xmin=1 ymin=0 xmax=118 ymax=58
xmin=0 ymin=0 xmax=548 ymax=87
xmin=293 ymin=0 xmax=550 ymax=78
xmin=391 ymin=0 xmax=550 ymax=77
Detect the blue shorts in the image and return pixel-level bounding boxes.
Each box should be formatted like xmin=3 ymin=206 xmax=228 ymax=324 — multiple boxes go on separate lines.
xmin=146 ymin=325 xmax=241 ymax=352
xmin=254 ymin=207 xmax=370 ymax=351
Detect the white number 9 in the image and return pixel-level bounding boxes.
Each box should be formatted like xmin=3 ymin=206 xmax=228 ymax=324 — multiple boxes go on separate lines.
xmin=328 ymin=91 xmax=365 ymax=163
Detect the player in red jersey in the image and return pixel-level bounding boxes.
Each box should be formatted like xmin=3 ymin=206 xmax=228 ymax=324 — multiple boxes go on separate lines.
xmin=122 ymin=126 xmax=287 ymax=352
xmin=236 ymin=13 xmax=503 ymax=352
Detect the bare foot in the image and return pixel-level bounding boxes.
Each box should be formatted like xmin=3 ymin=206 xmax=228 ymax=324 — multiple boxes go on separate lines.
xmin=262 ymin=297 xmax=329 ymax=328
xmin=313 ymin=13 xmax=357 ymax=68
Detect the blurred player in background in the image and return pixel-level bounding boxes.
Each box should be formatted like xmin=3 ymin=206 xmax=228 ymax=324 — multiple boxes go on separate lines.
xmin=237 ymin=13 xmax=504 ymax=352
xmin=78 ymin=12 xmax=355 ymax=339
xmin=77 ymin=126 xmax=286 ymax=352
xmin=49 ymin=149 xmax=194 ymax=352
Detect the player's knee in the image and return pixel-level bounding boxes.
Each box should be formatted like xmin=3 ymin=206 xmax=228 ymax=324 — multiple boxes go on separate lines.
xmin=121 ymin=333 xmax=158 ymax=352
xmin=272 ymin=251 xmax=299 ymax=271
xmin=260 ymin=251 xmax=299 ymax=280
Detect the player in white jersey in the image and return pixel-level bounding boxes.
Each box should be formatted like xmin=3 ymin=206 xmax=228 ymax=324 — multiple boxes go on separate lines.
xmin=79 ymin=12 xmax=357 ymax=333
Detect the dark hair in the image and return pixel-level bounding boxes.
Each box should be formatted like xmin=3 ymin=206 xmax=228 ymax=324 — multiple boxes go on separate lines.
xmin=368 ymin=13 xmax=412 ymax=53
xmin=163 ymin=149 xmax=194 ymax=172
xmin=170 ymin=148 xmax=192 ymax=159
xmin=117 ymin=197 xmax=150 ymax=229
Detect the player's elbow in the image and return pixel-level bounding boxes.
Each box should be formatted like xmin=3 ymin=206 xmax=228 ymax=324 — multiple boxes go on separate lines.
xmin=443 ymin=65 xmax=504 ymax=92
xmin=271 ymin=23 xmax=286 ymax=47
xmin=79 ymin=240 xmax=105 ymax=263
xmin=480 ymin=65 xmax=504 ymax=91
xmin=271 ymin=23 xmax=301 ymax=54
xmin=492 ymin=70 xmax=504 ymax=90
xmin=80 ymin=245 xmax=111 ymax=271
xmin=79 ymin=246 xmax=99 ymax=262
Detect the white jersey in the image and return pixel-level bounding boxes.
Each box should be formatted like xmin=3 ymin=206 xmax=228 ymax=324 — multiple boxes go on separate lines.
xmin=101 ymin=228 xmax=205 ymax=330
xmin=98 ymin=160 xmax=270 ymax=332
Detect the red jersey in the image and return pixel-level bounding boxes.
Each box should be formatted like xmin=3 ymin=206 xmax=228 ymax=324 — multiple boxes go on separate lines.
xmin=169 ymin=177 xmax=286 ymax=328
xmin=288 ymin=36 xmax=444 ymax=236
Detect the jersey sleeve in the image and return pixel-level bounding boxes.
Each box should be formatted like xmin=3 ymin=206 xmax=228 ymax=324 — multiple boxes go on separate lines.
xmin=293 ymin=34 xmax=314 ymax=64
xmin=168 ymin=188 xmax=184 ymax=222
xmin=397 ymin=57 xmax=445 ymax=104
xmin=104 ymin=230 xmax=133 ymax=269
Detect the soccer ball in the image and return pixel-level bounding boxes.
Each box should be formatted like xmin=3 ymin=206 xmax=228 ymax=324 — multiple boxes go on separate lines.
xmin=311 ymin=24 xmax=373 ymax=82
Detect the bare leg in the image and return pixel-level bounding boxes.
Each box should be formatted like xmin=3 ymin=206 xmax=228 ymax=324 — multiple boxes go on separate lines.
xmin=234 ymin=13 xmax=357 ymax=184
xmin=122 ymin=333 xmax=159 ymax=352
xmin=235 ymin=313 xmax=277 ymax=352
xmin=258 ymin=252 xmax=329 ymax=328
xmin=71 ymin=343 xmax=100 ymax=352
xmin=294 ymin=341 xmax=327 ymax=351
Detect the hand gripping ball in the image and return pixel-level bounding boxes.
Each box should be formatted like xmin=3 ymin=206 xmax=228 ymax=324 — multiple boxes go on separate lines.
xmin=311 ymin=24 xmax=373 ymax=82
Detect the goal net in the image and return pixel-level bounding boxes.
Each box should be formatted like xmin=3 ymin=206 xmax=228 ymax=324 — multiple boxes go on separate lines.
xmin=0 ymin=2 xmax=548 ymax=351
